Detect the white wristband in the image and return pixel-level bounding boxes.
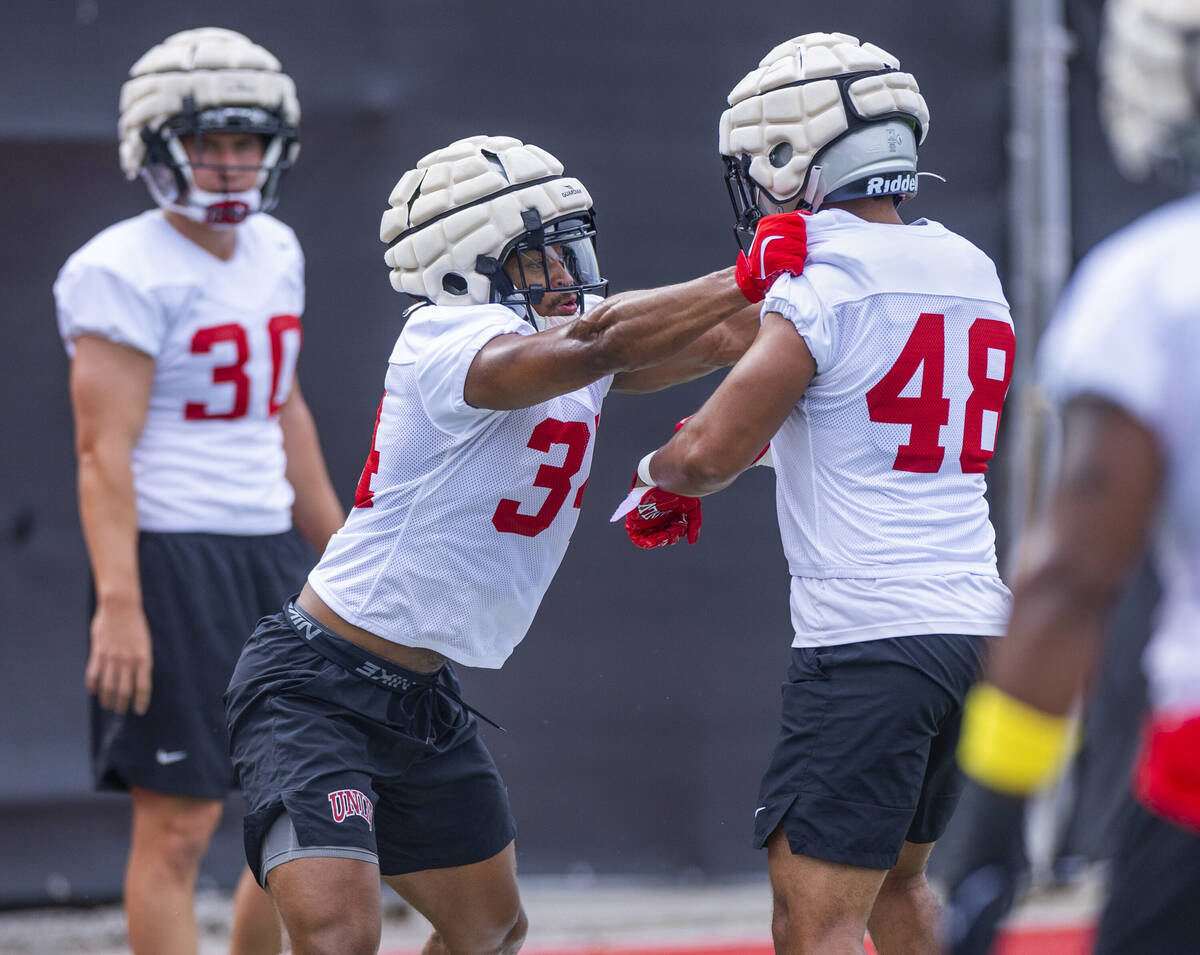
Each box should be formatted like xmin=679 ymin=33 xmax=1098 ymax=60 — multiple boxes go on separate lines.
xmin=636 ymin=451 xmax=658 ymax=487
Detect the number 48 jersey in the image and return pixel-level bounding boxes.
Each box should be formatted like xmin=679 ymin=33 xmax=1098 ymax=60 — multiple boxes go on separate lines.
xmin=762 ymin=209 xmax=1014 ymax=646
xmin=308 ymin=302 xmax=610 ymax=669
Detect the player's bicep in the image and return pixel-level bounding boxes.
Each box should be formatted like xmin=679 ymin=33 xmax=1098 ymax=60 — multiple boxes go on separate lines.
xmin=682 ymin=312 xmax=815 ymax=472
xmin=611 ymin=302 xmax=762 ymax=394
xmin=463 ymin=327 xmax=605 ymax=410
xmin=69 ymin=334 xmax=155 ymax=451
xmin=1045 ymin=396 xmax=1164 ymax=581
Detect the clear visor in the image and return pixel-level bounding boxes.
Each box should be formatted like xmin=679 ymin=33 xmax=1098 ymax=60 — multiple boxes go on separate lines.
xmin=499 ymin=215 xmax=606 ymax=320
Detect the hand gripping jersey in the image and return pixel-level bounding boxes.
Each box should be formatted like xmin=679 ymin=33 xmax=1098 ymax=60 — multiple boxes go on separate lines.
xmin=1040 ymin=194 xmax=1200 ymax=716
xmin=55 ymin=210 xmax=305 ymax=534
xmin=308 ymin=301 xmax=611 ymax=669
xmin=762 ymin=209 xmax=1014 ymax=646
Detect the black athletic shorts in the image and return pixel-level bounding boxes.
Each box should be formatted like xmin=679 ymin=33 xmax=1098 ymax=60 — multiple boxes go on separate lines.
xmin=90 ymin=530 xmax=313 ymax=799
xmin=1093 ymin=799 xmax=1200 ymax=954
xmin=226 ymin=600 xmax=516 ymax=886
xmin=753 ymin=632 xmax=988 ymax=870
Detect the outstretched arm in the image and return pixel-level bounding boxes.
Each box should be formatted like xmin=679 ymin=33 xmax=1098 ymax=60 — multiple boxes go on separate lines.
xmin=464 ymin=267 xmax=746 ymax=410
xmin=609 ymin=301 xmax=762 ymax=394
xmin=465 ymin=209 xmax=811 ymax=409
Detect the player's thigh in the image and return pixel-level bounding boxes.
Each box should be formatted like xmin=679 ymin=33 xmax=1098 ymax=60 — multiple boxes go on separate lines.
xmin=766 ymin=826 xmax=885 ymax=930
xmin=266 ymin=855 xmax=382 ymax=954
xmin=385 ymin=840 xmax=523 ymax=949
xmin=887 ymin=840 xmax=934 ymax=881
xmin=129 ymin=787 xmax=223 ymax=848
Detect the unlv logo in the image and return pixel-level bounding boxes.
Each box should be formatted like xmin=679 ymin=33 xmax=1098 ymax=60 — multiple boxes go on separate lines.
xmin=328 ymin=789 xmax=374 ymax=831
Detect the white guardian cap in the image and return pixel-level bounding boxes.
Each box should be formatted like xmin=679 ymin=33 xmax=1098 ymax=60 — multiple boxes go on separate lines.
xmin=719 ymin=32 xmax=930 ymax=246
xmin=381 ymin=135 xmax=607 ymax=329
xmin=118 ymin=27 xmax=300 ymax=225
xmin=1101 ymin=0 xmax=1200 ymax=181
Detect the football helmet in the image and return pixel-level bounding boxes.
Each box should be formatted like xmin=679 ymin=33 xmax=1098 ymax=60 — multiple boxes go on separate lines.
xmin=118 ymin=27 xmax=300 ymax=226
xmin=719 ymin=32 xmax=930 ymax=247
xmin=381 ymin=135 xmax=607 ymax=330
xmin=1101 ymin=0 xmax=1200 ymax=181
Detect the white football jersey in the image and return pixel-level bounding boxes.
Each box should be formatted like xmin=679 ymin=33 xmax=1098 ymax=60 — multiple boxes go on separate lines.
xmin=1040 ymin=194 xmax=1200 ymax=714
xmin=55 ymin=210 xmax=305 ymax=534
xmin=762 ymin=209 xmax=1014 ymax=646
xmin=308 ymin=300 xmax=612 ymax=669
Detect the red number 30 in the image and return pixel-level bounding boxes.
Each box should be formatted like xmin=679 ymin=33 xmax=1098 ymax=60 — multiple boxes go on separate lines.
xmin=184 ymin=315 xmax=302 ymax=420
xmin=865 ymin=314 xmax=1013 ymax=474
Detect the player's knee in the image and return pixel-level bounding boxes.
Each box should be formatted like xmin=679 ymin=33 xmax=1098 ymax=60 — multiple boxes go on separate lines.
xmin=287 ymin=909 xmax=380 ymax=955
xmin=499 ymin=905 xmax=528 ymax=954
xmin=771 ymin=888 xmax=865 ymax=953
xmin=771 ymin=895 xmax=791 ymax=950
xmin=133 ymin=804 xmax=221 ymax=878
xmin=428 ymin=903 xmax=526 ymax=955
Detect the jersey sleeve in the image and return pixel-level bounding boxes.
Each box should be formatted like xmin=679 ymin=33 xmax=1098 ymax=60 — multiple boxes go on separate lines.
xmin=761 ymin=272 xmax=836 ymax=369
xmin=53 ymin=260 xmax=166 ymax=358
xmin=1039 ymin=250 xmax=1169 ymax=435
xmin=402 ymin=306 xmax=531 ymax=435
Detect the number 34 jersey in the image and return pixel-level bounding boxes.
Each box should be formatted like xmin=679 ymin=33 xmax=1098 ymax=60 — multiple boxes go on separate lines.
xmin=54 ymin=210 xmax=304 ymax=535
xmin=308 ymin=302 xmax=611 ymax=669
xmin=762 ymin=209 xmax=1014 ymax=646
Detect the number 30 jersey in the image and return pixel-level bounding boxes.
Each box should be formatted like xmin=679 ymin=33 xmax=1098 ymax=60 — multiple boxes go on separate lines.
xmin=54 ymin=210 xmax=304 ymax=535
xmin=308 ymin=302 xmax=611 ymax=669
xmin=762 ymin=209 xmax=1014 ymax=646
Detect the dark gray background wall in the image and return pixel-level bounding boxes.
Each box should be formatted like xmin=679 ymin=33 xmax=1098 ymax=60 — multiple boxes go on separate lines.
xmin=0 ymin=0 xmax=1167 ymax=906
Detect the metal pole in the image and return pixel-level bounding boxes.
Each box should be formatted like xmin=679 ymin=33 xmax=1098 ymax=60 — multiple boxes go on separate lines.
xmin=1006 ymin=0 xmax=1073 ymax=566
xmin=1007 ymin=0 xmax=1075 ymax=879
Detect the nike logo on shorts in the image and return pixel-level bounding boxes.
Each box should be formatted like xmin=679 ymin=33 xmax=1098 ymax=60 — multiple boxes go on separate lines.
xmin=754 ymin=806 xmax=768 ymax=817
xmin=155 ymin=749 xmax=188 ymax=765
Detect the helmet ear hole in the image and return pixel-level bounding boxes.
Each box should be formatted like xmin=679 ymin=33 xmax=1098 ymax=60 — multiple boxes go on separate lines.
xmin=442 ymin=273 xmax=469 ymax=296
xmin=769 ymin=142 xmax=793 ymax=168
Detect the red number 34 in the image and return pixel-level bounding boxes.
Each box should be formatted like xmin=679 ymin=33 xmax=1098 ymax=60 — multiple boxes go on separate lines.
xmin=865 ymin=314 xmax=1014 ymax=474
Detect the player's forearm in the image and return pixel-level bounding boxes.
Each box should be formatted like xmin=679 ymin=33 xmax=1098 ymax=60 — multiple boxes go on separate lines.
xmin=281 ymin=398 xmax=344 ymax=553
xmin=986 ymin=557 xmax=1114 ymax=717
xmin=76 ymin=443 xmax=142 ymax=606
xmin=570 ymin=267 xmax=746 ymax=374
xmin=611 ymin=302 xmax=761 ymax=394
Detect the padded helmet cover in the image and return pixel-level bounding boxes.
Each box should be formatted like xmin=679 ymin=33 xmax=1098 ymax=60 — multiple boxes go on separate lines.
xmin=381 ymin=135 xmax=596 ymax=306
xmin=719 ymin=32 xmax=930 ymax=208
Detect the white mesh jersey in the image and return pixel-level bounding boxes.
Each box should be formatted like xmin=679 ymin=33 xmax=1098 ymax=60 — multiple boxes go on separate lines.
xmin=55 ymin=209 xmax=305 ymax=534
xmin=762 ymin=209 xmax=1014 ymax=646
xmin=308 ymin=299 xmax=612 ymax=669
xmin=1040 ymin=194 xmax=1200 ymax=714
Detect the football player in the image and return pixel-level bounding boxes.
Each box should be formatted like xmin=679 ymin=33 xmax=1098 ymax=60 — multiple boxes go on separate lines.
xmin=622 ymin=33 xmax=1015 ymax=953
xmin=54 ymin=28 xmax=344 ymax=955
xmin=224 ymin=134 xmax=805 ymax=954
xmin=949 ymin=0 xmax=1200 ymax=951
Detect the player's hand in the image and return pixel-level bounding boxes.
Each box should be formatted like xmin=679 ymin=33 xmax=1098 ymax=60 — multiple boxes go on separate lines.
xmin=85 ymin=596 xmax=153 ymax=715
xmin=625 ymin=486 xmax=703 ymax=548
xmin=735 ymin=211 xmax=809 ymax=303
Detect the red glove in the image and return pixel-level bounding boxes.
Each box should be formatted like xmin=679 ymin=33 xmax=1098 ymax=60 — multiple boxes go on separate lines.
xmin=734 ymin=211 xmax=809 ymax=303
xmin=1134 ymin=711 xmax=1200 ymax=833
xmin=624 ymin=486 xmax=703 ymax=548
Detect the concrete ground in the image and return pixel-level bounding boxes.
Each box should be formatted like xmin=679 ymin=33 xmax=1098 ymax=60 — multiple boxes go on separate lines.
xmin=0 ymin=870 xmax=1103 ymax=955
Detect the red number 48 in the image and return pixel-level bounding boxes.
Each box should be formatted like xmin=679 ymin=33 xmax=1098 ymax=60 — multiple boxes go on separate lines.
xmin=865 ymin=313 xmax=1014 ymax=474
